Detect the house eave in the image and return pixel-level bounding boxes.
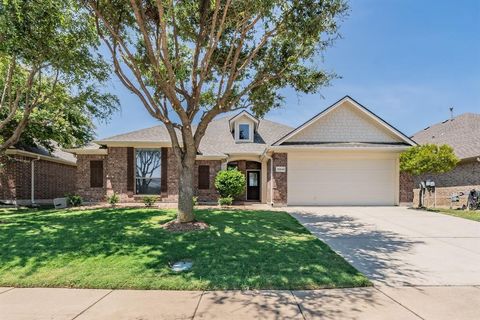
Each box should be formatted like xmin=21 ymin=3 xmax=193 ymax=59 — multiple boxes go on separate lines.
xmin=268 ymin=145 xmax=410 ymax=152
xmin=64 ymin=148 xmax=108 ymax=155
xmin=93 ymin=140 xmax=172 ymax=148
xmin=5 ymin=149 xmax=77 ymax=166
xmin=196 ymin=154 xmax=228 ymax=160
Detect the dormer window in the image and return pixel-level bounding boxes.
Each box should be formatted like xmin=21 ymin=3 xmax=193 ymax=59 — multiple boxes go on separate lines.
xmin=229 ymin=110 xmax=259 ymax=143
xmin=238 ymin=124 xmax=250 ymax=140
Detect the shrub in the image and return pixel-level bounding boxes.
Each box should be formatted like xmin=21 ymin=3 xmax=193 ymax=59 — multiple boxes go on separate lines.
xmin=192 ymin=196 xmax=198 ymax=206
xmin=215 ymin=168 xmax=246 ymax=198
xmin=66 ymin=194 xmax=82 ymax=207
xmin=143 ymin=196 xmax=157 ymax=207
xmin=107 ymin=192 xmax=120 ymax=207
xmin=218 ymin=196 xmax=233 ymax=206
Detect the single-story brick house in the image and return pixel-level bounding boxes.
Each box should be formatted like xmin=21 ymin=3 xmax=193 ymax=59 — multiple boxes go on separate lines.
xmin=67 ymin=96 xmax=416 ymax=206
xmin=0 ymin=144 xmax=77 ymax=205
xmin=405 ymin=113 xmax=480 ymax=207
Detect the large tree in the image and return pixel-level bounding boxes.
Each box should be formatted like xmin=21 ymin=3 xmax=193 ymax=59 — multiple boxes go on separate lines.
xmin=0 ymin=0 xmax=118 ymax=153
xmin=85 ymin=0 xmax=348 ymax=222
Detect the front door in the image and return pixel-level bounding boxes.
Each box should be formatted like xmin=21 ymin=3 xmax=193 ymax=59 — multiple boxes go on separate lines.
xmin=247 ymin=171 xmax=260 ymax=201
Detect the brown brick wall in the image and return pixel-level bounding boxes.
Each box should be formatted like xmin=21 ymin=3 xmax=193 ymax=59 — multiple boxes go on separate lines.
xmin=76 ymin=154 xmax=107 ymax=202
xmin=413 ymin=185 xmax=480 ymax=208
xmin=272 ymin=153 xmax=287 ymax=205
xmin=399 ymin=171 xmax=414 ymax=203
xmin=105 ymin=147 xmax=133 ymax=201
xmin=410 ymin=160 xmax=480 ymax=207
xmin=0 ymin=155 xmax=75 ymax=202
xmin=194 ymin=160 xmax=222 ymax=202
xmin=75 ymin=147 xmax=223 ymax=203
xmin=0 ymin=157 xmax=17 ymax=201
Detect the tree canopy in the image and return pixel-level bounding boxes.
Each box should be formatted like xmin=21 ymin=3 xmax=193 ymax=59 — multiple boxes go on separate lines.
xmin=400 ymin=144 xmax=459 ymax=176
xmin=0 ymin=0 xmax=118 ymax=152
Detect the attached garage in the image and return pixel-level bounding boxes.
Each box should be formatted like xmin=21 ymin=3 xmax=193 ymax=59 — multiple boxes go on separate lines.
xmin=287 ymin=152 xmax=398 ymax=205
xmin=270 ymin=96 xmax=417 ymax=206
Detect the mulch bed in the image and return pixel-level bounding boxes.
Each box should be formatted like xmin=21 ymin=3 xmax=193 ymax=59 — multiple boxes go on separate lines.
xmin=161 ymin=220 xmax=209 ymax=232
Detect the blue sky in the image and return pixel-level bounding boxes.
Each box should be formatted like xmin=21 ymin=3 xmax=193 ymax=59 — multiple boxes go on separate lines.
xmin=95 ymin=0 xmax=480 ymax=139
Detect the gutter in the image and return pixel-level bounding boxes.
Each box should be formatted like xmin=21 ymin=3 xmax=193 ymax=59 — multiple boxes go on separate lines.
xmin=267 ymin=145 xmax=410 ymax=152
xmin=6 ymin=149 xmax=77 ymax=166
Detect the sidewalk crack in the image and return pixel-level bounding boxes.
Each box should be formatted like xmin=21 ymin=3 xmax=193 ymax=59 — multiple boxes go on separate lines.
xmin=71 ymin=289 xmax=113 ymax=320
xmin=289 ymin=291 xmax=306 ymax=320
xmin=191 ymin=290 xmax=205 ymax=320
xmin=375 ymin=287 xmax=425 ymax=320
xmin=0 ymin=287 xmax=15 ymax=295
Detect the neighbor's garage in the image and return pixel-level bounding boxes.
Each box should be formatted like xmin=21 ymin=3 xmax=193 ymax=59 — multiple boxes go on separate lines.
xmin=287 ymin=152 xmax=399 ymax=206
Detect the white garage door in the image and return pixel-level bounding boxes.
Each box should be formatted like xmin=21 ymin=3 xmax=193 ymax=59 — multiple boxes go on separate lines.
xmin=288 ymin=153 xmax=397 ymax=205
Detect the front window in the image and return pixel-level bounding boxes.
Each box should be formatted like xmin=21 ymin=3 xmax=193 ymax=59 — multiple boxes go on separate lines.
xmin=135 ymin=149 xmax=161 ymax=194
xmin=238 ymin=124 xmax=250 ymax=140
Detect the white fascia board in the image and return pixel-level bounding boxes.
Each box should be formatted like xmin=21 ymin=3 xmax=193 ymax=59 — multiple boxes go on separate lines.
xmin=268 ymin=145 xmax=410 ymax=153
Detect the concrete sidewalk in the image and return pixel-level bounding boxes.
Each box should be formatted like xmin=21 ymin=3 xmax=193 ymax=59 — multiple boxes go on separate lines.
xmin=1 ymin=286 xmax=480 ymax=320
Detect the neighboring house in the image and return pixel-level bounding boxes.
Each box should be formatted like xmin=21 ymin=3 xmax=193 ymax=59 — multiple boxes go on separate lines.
xmin=0 ymin=144 xmax=77 ymax=205
xmin=407 ymin=113 xmax=480 ymax=207
xmin=67 ymin=96 xmax=416 ymax=206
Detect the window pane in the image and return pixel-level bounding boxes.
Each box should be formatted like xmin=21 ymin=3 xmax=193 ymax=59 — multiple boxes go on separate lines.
xmin=136 ymin=149 xmax=161 ymax=178
xmin=136 ymin=178 xmax=161 ymax=195
xmin=249 ymin=172 xmax=258 ymax=186
xmin=239 ymin=124 xmax=250 ymax=140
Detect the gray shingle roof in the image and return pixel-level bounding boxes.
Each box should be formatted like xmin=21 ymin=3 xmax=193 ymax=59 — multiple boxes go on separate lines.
xmin=15 ymin=142 xmax=77 ymax=164
xmin=96 ymin=116 xmax=293 ymax=156
xmin=412 ymin=113 xmax=480 ymax=159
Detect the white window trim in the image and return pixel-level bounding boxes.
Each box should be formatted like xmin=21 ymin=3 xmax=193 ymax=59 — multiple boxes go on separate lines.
xmin=134 ymin=148 xmax=162 ymax=195
xmin=235 ymin=122 xmax=254 ymax=142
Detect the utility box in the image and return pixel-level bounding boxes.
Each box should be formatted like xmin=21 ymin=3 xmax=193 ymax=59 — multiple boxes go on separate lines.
xmin=53 ymin=197 xmax=68 ymax=209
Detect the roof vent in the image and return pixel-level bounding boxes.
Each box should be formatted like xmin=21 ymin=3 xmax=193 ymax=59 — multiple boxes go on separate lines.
xmin=423 ymin=126 xmax=430 ymax=130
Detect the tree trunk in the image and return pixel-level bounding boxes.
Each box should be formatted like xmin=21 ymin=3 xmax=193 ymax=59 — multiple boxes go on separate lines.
xmin=177 ymin=155 xmax=196 ymax=223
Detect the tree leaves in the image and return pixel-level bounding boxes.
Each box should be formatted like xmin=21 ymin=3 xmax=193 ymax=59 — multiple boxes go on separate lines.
xmin=400 ymin=144 xmax=460 ymax=176
xmin=0 ymin=0 xmax=119 ymax=152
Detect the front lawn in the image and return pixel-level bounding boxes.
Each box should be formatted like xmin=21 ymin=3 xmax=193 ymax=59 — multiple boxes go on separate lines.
xmin=426 ymin=208 xmax=480 ymax=222
xmin=0 ymin=208 xmax=370 ymax=290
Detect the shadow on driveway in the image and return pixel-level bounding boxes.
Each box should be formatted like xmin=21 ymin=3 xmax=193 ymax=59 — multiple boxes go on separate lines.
xmin=290 ymin=211 xmax=427 ymax=286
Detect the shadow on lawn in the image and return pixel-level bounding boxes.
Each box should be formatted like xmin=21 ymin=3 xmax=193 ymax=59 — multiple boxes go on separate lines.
xmin=0 ymin=208 xmax=368 ymax=290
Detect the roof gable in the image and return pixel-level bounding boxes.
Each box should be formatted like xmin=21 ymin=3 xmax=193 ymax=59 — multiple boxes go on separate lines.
xmin=274 ymin=96 xmax=416 ymax=146
xmin=228 ymin=110 xmax=259 ymax=131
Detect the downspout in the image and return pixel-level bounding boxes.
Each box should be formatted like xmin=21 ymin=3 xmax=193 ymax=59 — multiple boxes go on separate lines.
xmin=31 ymin=156 xmax=40 ymax=206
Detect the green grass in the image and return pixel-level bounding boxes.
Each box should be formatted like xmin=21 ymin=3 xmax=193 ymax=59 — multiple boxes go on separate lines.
xmin=0 ymin=208 xmax=370 ymax=290
xmin=426 ymin=208 xmax=480 ymax=222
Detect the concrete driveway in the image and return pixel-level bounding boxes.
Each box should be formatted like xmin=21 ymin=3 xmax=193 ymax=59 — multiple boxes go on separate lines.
xmin=288 ymin=206 xmax=480 ymax=286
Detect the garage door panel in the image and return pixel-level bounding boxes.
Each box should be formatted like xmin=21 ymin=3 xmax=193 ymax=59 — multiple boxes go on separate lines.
xmin=288 ymin=153 xmax=396 ymax=205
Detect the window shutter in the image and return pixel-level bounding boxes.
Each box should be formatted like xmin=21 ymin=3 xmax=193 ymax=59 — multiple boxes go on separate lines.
xmin=90 ymin=160 xmax=103 ymax=188
xmin=127 ymin=147 xmax=134 ymax=192
xmin=198 ymin=165 xmax=210 ymax=190
xmin=161 ymin=147 xmax=168 ymax=193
